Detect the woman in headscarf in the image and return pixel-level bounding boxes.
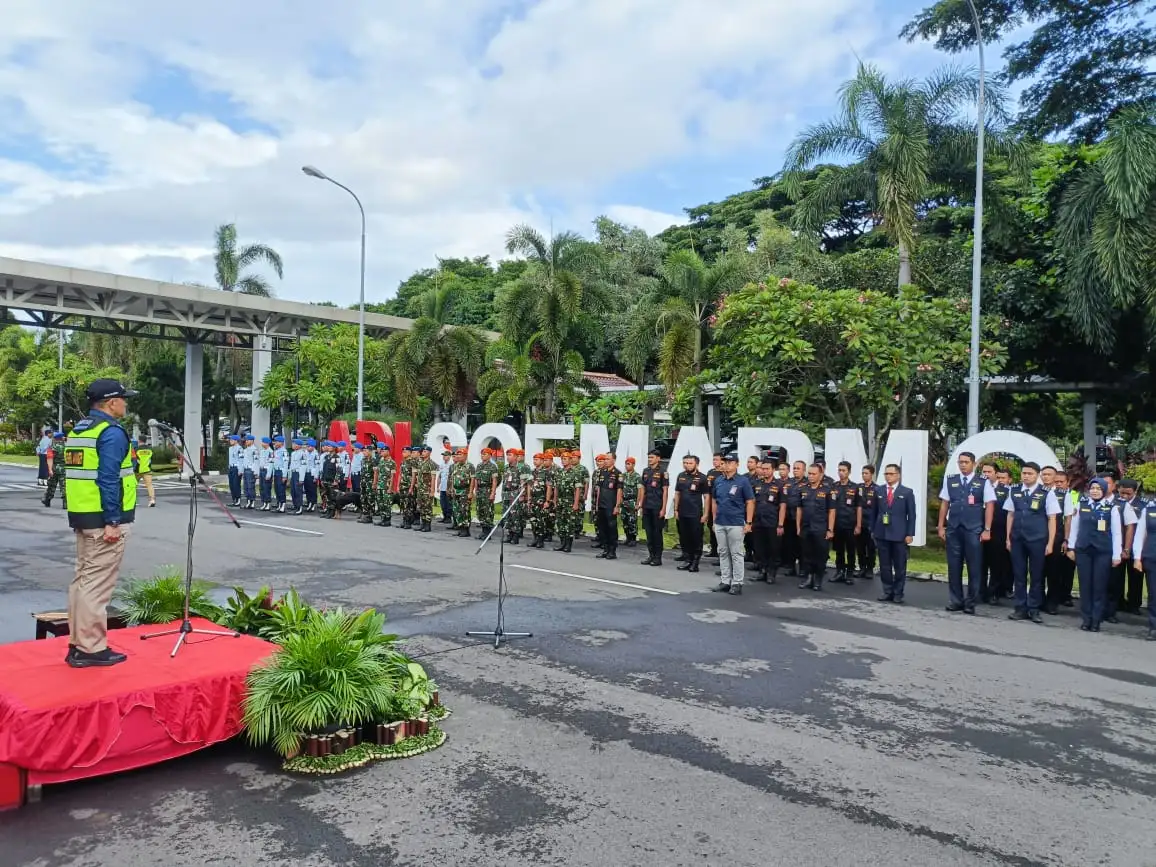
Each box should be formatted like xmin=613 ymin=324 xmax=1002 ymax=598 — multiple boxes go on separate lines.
xmin=1066 ymin=478 xmax=1122 ymax=632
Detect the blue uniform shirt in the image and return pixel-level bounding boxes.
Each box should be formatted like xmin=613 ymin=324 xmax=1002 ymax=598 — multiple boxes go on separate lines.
xmin=713 ymin=472 xmax=754 ymax=526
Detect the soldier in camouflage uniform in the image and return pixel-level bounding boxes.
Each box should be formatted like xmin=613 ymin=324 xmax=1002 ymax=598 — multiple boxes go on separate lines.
xmin=375 ymin=443 xmax=396 ymax=526
xmin=621 ymin=456 xmax=640 ymax=546
xmin=502 ymin=448 xmax=529 ymax=543
xmin=42 ymin=431 xmax=67 ymax=509
xmin=528 ymin=452 xmax=554 ymax=548
xmin=449 ymin=448 xmax=474 ymax=536
xmin=413 ymin=444 xmax=437 ymax=532
xmin=570 ymin=450 xmax=589 ymax=541
xmin=398 ymin=446 xmax=416 ymax=528
xmin=538 ymin=449 xmax=555 ymax=543
xmin=358 ymin=441 xmax=378 ymax=523
xmin=473 ymin=448 xmax=501 ymax=536
xmin=552 ymin=453 xmax=576 ymax=552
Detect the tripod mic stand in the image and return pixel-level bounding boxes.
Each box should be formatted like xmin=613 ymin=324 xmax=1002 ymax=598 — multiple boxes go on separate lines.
xmin=141 ymin=425 xmax=241 ymax=657
xmin=467 ymin=484 xmax=533 ymax=649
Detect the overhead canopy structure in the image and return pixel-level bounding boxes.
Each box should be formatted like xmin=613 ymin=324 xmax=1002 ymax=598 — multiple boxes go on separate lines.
xmin=0 ymin=255 xmax=433 ymax=473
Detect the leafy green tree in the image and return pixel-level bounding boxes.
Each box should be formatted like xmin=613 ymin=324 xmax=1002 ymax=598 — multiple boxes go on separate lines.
xmin=477 ymin=332 xmax=592 ymax=423
xmin=703 ymin=278 xmax=1005 ymax=458
xmin=902 ymin=0 xmax=1156 ymax=141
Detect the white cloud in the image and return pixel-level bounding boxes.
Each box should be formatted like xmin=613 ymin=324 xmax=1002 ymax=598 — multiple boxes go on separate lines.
xmin=0 ymin=0 xmax=928 ymax=307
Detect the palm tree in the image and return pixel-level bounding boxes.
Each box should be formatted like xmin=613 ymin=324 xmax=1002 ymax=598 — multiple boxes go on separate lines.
xmin=477 ymin=332 xmax=592 ymax=423
xmin=497 ymin=224 xmax=606 ymax=419
xmin=626 ymin=249 xmax=749 ymax=427
xmin=1056 ymin=104 xmax=1156 ymax=350
xmin=208 ymin=223 xmax=283 ymax=446
xmin=782 ymin=62 xmax=1009 ymax=287
xmin=384 ymin=276 xmax=487 ymax=422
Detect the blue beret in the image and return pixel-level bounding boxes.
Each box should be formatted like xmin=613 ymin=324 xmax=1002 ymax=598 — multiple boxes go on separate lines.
xmin=243 ymin=433 xmax=254 ymax=440
xmin=338 ymin=440 xmax=348 ymax=447
xmin=53 ymin=431 xmax=65 ymax=439
xmin=228 ymin=434 xmax=240 ymax=441
xmin=260 ymin=436 xmax=272 ymax=444
xmin=292 ymin=439 xmax=303 ymax=446
xmin=273 ymin=435 xmax=284 ymax=442
xmin=353 ymin=443 xmax=363 ymax=449
xmin=307 ymin=438 xmax=317 ymax=447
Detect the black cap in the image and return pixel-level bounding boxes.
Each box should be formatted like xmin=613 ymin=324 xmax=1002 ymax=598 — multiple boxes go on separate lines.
xmin=86 ymin=379 xmax=138 ymax=402
xmin=1120 ymin=477 xmax=1139 ymax=490
xmin=723 ymin=452 xmax=739 ymax=462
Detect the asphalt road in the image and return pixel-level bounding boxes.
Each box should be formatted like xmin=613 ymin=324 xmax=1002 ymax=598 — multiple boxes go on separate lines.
xmin=1 ymin=489 xmax=1154 ymax=867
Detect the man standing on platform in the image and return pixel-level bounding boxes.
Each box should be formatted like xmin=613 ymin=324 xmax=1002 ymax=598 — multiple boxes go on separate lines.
xmin=65 ymin=379 xmax=138 ymax=668
xmin=874 ymin=464 xmax=916 ymax=603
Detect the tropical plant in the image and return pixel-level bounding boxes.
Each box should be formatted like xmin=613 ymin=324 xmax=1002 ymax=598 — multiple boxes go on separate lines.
xmin=216 ymin=585 xmax=274 ymax=635
xmin=477 ymin=332 xmax=595 ymax=422
xmin=781 ymin=61 xmax=1014 ymax=287
xmin=258 ymin=587 xmax=313 ymax=643
xmin=114 ymin=567 xmax=223 ymax=625
xmin=242 ymin=607 xmax=403 ymax=757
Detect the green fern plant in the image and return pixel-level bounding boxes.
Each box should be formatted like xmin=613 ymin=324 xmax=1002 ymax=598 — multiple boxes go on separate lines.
xmin=114 ymin=567 xmax=223 ymax=625
xmin=243 ymin=607 xmax=406 ymax=757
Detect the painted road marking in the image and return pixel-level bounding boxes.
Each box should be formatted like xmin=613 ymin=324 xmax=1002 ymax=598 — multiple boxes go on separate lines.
xmin=509 ymin=564 xmax=680 ymax=595
xmin=236 ymin=519 xmax=325 ymax=537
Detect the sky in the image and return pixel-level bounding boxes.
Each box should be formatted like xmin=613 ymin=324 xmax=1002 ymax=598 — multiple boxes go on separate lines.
xmin=0 ymin=0 xmax=968 ymax=307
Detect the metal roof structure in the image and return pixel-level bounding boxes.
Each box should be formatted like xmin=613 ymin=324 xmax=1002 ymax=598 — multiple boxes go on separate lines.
xmin=0 ymin=255 xmax=420 ymax=348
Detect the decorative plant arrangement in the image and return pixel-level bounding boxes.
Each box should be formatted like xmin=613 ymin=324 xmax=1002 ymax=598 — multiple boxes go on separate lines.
xmin=114 ymin=566 xmax=223 ymax=625
xmin=111 ymin=573 xmax=451 ymax=776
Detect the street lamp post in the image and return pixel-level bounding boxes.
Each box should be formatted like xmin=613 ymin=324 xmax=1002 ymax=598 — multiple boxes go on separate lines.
xmin=965 ymin=0 xmax=985 ymax=437
xmin=302 ymin=165 xmax=366 ymax=421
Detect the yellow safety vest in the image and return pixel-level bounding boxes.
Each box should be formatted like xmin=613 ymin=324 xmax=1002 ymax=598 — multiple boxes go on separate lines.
xmin=65 ymin=419 xmax=138 ymax=530
xmin=136 ymin=448 xmax=153 ymax=475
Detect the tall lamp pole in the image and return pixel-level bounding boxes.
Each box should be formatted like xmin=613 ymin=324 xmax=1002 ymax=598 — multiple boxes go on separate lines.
xmin=965 ymin=0 xmax=985 ymax=437
xmin=302 ymin=165 xmax=366 ymax=421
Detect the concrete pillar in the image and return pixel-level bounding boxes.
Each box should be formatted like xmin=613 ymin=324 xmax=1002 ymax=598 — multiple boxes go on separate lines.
xmin=706 ymin=399 xmax=720 ymax=451
xmin=183 ymin=342 xmax=204 ymax=477
xmin=1083 ymin=398 xmax=1097 ymax=469
xmin=251 ymin=334 xmax=272 ymax=441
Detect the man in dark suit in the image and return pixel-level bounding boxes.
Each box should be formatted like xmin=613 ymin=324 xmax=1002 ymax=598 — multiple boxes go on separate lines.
xmin=874 ymin=463 xmax=917 ymax=603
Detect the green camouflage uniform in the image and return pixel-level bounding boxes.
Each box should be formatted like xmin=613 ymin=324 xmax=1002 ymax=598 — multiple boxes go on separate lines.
xmin=415 ymin=457 xmax=438 ymax=524
xmin=376 ymin=456 xmax=396 ymax=525
xmin=399 ymin=456 xmax=417 ymax=525
xmin=44 ymin=441 xmax=66 ymax=508
xmin=572 ymin=463 xmax=590 ymax=538
xmin=553 ymin=465 xmax=577 ymax=544
xmin=503 ymin=460 xmax=531 ymax=540
xmin=449 ymin=460 xmax=474 ymax=529
xmin=358 ymin=451 xmax=377 ymax=522
xmin=529 ymin=465 xmax=553 ymax=540
xmin=621 ymin=469 xmax=640 ymax=542
xmin=543 ymin=462 xmax=558 ymax=539
xmin=473 ymin=460 xmax=500 ymax=529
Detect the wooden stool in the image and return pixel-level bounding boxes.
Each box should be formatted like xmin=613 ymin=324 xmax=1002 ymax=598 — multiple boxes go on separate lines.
xmin=32 ymin=609 xmax=128 ymax=640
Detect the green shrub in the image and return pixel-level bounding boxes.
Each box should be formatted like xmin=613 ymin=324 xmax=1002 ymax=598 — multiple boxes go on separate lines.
xmin=0 ymin=440 xmax=37 ymax=456
xmin=114 ymin=566 xmax=223 ymax=624
xmin=1125 ymin=462 xmax=1156 ymax=495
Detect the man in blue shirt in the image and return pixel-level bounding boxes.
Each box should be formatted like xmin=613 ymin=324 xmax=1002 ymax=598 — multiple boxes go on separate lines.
xmin=66 ymin=379 xmax=138 ymax=668
xmin=710 ymin=453 xmax=755 ymax=595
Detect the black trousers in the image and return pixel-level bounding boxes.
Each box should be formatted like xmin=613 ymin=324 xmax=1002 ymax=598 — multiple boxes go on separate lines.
xmin=644 ymin=508 xmax=666 ymax=560
xmin=832 ymin=527 xmax=857 ymax=571
xmin=981 ymin=535 xmax=1011 ymax=601
xmin=752 ymin=525 xmax=779 ymax=573
xmin=1045 ymin=552 xmax=1075 ymax=606
xmin=1123 ymin=560 xmax=1145 ymax=611
xmin=877 ymin=538 xmax=909 ymax=598
xmin=801 ymin=531 xmax=830 ymax=579
xmin=596 ymin=508 xmax=619 ymax=552
xmin=781 ymin=511 xmax=800 ymax=570
xmin=675 ymin=514 xmax=702 ymax=561
xmin=856 ymin=531 xmax=877 ymax=573
xmin=1105 ymin=562 xmax=1127 ymax=618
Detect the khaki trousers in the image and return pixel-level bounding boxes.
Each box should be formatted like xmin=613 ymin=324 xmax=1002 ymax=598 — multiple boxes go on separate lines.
xmin=69 ymin=526 xmax=131 ymax=653
xmin=138 ymin=473 xmax=155 ymax=502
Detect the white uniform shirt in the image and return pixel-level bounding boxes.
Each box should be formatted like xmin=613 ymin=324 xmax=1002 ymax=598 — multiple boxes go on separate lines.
xmin=1067 ymin=498 xmax=1123 ymax=559
xmin=939 ymin=473 xmax=998 ymax=503
xmin=1002 ymin=483 xmax=1062 ymax=516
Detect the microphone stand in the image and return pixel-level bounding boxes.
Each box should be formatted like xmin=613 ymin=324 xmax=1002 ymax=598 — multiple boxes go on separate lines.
xmin=467 ymin=484 xmax=533 ymax=649
xmin=141 ymin=424 xmax=241 ymax=657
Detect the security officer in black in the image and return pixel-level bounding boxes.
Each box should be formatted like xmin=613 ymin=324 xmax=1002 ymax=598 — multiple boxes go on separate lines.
xmin=640 ymin=450 xmax=669 ymax=566
xmin=797 ymin=463 xmax=835 ymax=590
xmin=594 ymin=456 xmax=624 ymax=560
xmin=673 ymin=454 xmax=707 ymax=572
xmin=855 ymin=465 xmax=878 ymax=579
xmin=830 ymin=461 xmax=861 ymax=584
xmin=704 ymin=453 xmax=723 ymax=559
xmin=751 ymin=458 xmax=785 ymax=583
xmin=781 ymin=461 xmax=806 ymax=576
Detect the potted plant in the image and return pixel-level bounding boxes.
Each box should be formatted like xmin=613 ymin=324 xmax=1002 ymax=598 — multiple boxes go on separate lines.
xmin=115 ymin=567 xmax=223 ymax=625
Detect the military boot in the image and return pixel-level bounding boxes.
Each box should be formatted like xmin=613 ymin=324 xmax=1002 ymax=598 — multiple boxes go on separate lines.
xmin=420 ymin=521 xmax=432 ymax=532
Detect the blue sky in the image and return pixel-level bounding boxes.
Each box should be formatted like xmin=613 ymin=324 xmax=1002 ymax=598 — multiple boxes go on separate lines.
xmin=0 ymin=0 xmax=997 ymax=306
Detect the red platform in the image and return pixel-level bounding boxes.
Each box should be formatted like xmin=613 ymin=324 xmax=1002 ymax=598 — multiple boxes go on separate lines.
xmin=0 ymin=619 xmax=276 ymax=809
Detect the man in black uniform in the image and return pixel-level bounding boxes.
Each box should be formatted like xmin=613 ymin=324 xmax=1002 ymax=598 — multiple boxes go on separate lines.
xmin=704 ymin=453 xmax=723 ymax=559
xmin=639 ymin=450 xmax=669 ymax=566
xmin=981 ymin=468 xmax=1012 ymax=604
xmin=780 ymin=460 xmax=806 ymax=576
xmin=830 ymin=461 xmax=861 ymax=584
xmin=1118 ymin=478 xmax=1145 ymax=614
xmin=856 ymin=465 xmax=878 ymax=579
xmin=797 ymin=463 xmax=835 ymax=590
xmin=673 ymin=454 xmax=707 ymax=572
xmin=594 ymin=454 xmax=623 ymax=560
xmin=751 ymin=458 xmax=785 ymax=583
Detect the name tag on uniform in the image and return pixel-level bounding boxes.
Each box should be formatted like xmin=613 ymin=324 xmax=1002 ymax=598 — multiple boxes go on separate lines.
xmin=1031 ymin=500 xmax=1040 ymax=511
xmin=690 ymin=483 xmax=697 ymax=491
xmin=846 ymin=497 xmax=853 ymax=505
xmin=650 ymin=481 xmax=657 ymax=487
xmin=609 ymin=482 xmax=615 ymax=489
xmin=882 ymin=514 xmax=890 ymax=525
xmin=967 ymin=494 xmax=975 ymax=505
xmin=729 ymin=485 xmax=738 ymax=495
xmin=1098 ymin=519 xmax=1107 ymax=532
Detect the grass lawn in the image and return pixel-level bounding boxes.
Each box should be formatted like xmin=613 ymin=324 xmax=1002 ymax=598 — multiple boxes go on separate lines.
xmin=0 ymin=454 xmax=40 ymax=467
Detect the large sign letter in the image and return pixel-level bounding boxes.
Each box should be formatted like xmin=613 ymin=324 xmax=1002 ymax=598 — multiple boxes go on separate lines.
xmin=739 ymin=428 xmax=814 ymax=475
xmin=880 ymin=430 xmax=929 ymax=547
xmin=469 ymin=423 xmax=522 ymax=500
xmin=950 ymin=431 xmax=1060 ymax=472
xmin=524 ymin=424 xmax=574 ymax=462
xmin=667 ymin=425 xmax=714 ymax=516
xmin=426 ymin=422 xmax=467 ymax=456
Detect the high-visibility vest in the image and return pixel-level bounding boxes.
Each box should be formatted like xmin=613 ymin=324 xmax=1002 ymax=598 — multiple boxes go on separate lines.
xmin=65 ymin=419 xmax=138 ymax=530
xmin=136 ymin=448 xmax=153 ymax=475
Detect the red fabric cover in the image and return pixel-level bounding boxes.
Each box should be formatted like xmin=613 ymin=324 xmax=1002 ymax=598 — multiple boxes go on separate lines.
xmin=0 ymin=619 xmax=275 ymax=782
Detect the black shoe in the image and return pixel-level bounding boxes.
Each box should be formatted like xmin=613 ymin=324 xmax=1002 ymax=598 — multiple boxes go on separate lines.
xmin=67 ymin=648 xmax=128 ymax=668
xmin=421 ymin=521 xmax=432 ymax=532
xmin=564 ymin=540 xmax=573 ymax=553
xmin=650 ymin=557 xmax=661 ymax=567
xmin=641 ymin=557 xmax=654 ymax=565
xmin=711 ymin=583 xmax=731 ymax=592
xmin=605 ymin=551 xmax=617 ymax=560
xmin=877 ymin=594 xmax=894 ymax=603
xmin=624 ymin=539 xmax=637 ymax=547
xmin=554 ymin=541 xmax=568 ymax=551
xmin=1080 ymin=622 xmax=1091 ymax=631
xmin=893 ymin=596 xmax=905 ymax=604
xmin=674 ymin=554 xmax=688 ymax=562
xmin=1090 ymin=624 xmax=1101 ymax=632
xmin=1105 ymin=615 xmax=1120 ymax=624
xmin=687 ymin=560 xmax=699 ymax=573
xmin=963 ymin=607 xmax=976 ymax=615
xmin=677 ymin=560 xmax=692 ymax=571
xmin=509 ymin=535 xmax=520 ymax=545
xmin=1008 ymin=610 xmax=1028 ymax=621
xmin=1146 ymin=630 xmax=1156 ymax=641
xmin=729 ymin=585 xmax=742 ymax=596
xmin=1029 ymin=610 xmax=1043 ymax=624
xmin=798 ymin=577 xmax=810 ymax=589
xmin=946 ymin=604 xmax=964 ymax=612
xmin=591 ymin=541 xmax=603 ymax=549
xmin=42 ymin=498 xmax=50 ymax=507
xmin=358 ymin=516 xmax=373 ymax=524
xmin=64 ymin=644 xmax=77 ymax=662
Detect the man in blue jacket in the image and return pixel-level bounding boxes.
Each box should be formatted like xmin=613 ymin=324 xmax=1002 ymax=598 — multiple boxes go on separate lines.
xmin=874 ymin=463 xmax=917 ymax=604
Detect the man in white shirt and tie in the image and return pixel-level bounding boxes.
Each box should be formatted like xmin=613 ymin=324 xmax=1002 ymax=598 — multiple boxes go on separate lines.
xmin=937 ymin=451 xmax=998 ymax=614
xmin=1003 ymin=462 xmax=1061 ymax=623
